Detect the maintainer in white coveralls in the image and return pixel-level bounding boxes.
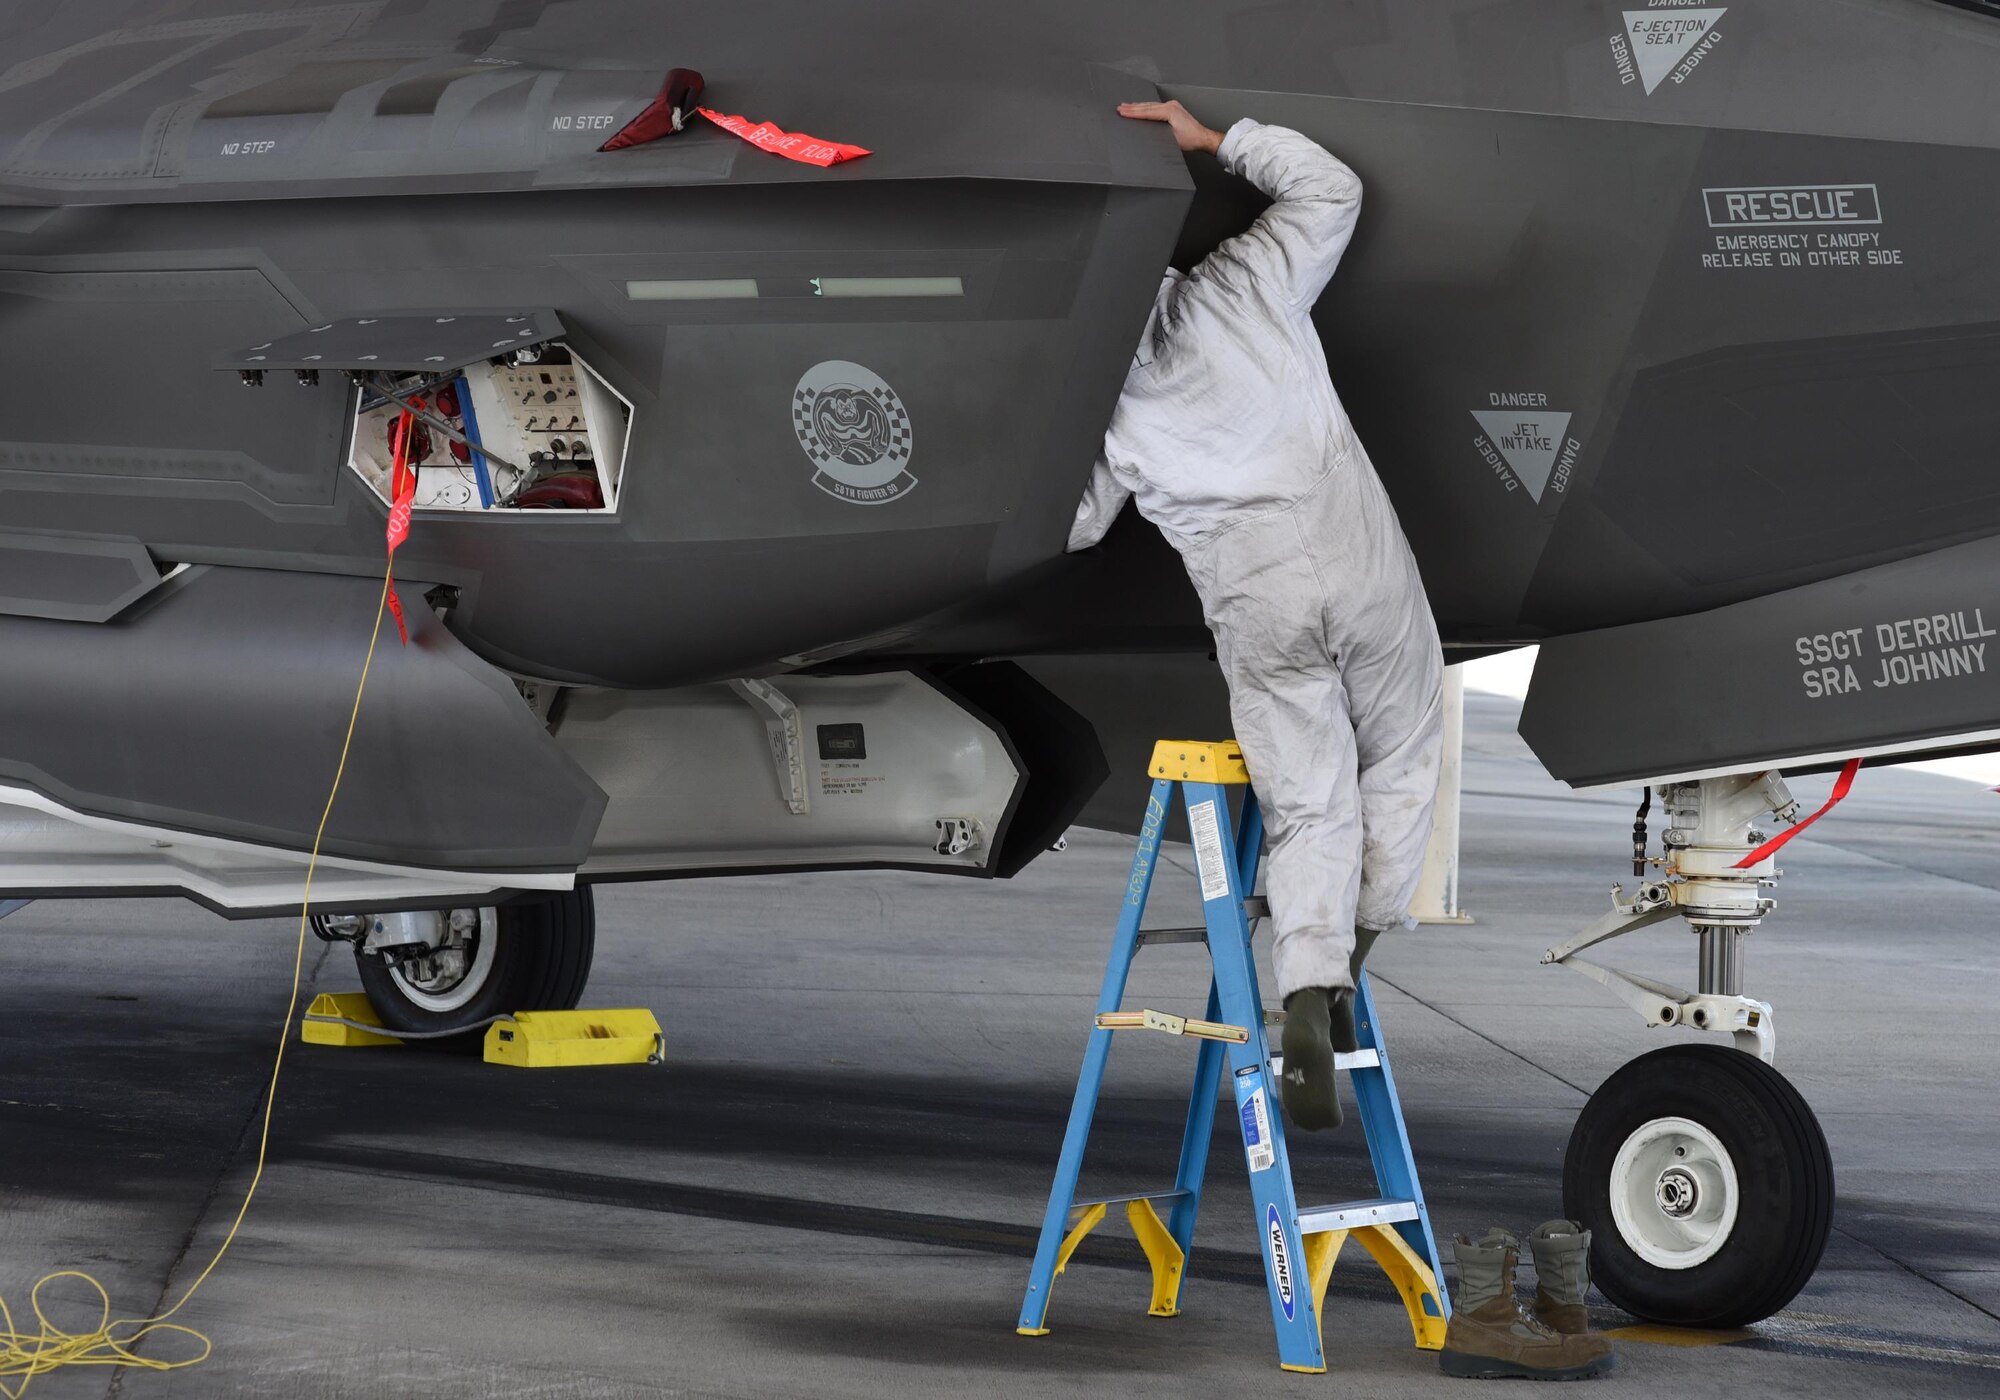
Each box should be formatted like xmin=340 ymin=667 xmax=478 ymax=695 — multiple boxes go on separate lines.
xmin=1069 ymin=101 xmax=1445 ymax=1131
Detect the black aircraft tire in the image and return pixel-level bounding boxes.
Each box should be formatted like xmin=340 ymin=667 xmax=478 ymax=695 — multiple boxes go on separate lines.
xmin=354 ymin=889 xmax=595 ymax=1048
xmin=1563 ymin=1043 xmax=1833 ymax=1328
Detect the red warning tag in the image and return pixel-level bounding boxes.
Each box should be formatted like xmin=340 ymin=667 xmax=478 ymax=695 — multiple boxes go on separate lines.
xmin=386 ymin=406 xmax=418 ymax=554
xmin=385 ymin=484 xmax=413 ymax=554
xmin=384 ymin=408 xmax=418 ymax=645
xmin=1732 ymin=758 xmax=1861 ymax=868
xmin=384 ymin=576 xmax=409 ymax=647
xmin=697 ymin=107 xmax=869 ymax=166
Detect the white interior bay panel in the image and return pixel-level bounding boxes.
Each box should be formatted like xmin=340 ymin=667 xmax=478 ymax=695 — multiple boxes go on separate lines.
xmin=558 ymin=673 xmax=1019 ymax=875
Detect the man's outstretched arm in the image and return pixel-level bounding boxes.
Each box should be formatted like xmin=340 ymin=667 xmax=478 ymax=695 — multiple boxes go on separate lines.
xmin=1118 ymin=101 xmax=1362 ymax=311
xmin=1210 ymin=118 xmax=1362 ymax=310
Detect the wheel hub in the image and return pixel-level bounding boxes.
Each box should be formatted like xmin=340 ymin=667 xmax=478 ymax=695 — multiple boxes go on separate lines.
xmin=1610 ymin=1116 xmax=1741 ymax=1270
xmin=1655 ymin=1165 xmax=1700 ymax=1218
xmin=386 ymin=907 xmax=498 ymax=1014
xmin=395 ymin=942 xmax=472 ymax=993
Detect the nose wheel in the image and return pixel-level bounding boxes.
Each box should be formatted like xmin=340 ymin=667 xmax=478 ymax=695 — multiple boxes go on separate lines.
xmin=1563 ymin=1044 xmax=1832 ymax=1328
xmin=316 ymin=888 xmax=596 ymax=1048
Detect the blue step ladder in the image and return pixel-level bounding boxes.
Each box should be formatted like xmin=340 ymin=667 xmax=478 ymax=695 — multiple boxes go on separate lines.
xmin=1017 ymin=740 xmax=1450 ymax=1373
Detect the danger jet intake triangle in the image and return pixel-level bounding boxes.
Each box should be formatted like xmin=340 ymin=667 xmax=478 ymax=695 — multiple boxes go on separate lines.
xmin=1626 ymin=7 xmax=1727 ymax=94
xmin=1472 ymin=409 xmax=1571 ymax=503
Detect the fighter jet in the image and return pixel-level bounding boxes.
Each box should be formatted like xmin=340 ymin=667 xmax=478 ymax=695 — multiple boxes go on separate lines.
xmin=3 ymin=0 xmax=1997 ymax=1331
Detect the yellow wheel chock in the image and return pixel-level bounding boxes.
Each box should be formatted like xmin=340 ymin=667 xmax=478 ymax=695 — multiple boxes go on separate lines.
xmin=300 ymin=994 xmax=664 ymax=1067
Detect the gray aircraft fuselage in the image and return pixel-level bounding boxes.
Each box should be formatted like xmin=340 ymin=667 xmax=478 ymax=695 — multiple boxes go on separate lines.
xmin=3 ymin=0 xmax=2000 ymax=863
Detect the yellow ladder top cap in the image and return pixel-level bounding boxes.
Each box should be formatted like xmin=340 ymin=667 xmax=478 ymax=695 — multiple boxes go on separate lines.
xmin=1148 ymin=740 xmax=1250 ymax=784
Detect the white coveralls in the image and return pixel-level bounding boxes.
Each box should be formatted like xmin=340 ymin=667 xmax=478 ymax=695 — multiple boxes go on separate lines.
xmin=1068 ymin=119 xmax=1444 ymax=999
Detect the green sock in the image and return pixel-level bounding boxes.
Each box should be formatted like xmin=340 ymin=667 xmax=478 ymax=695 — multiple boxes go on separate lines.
xmin=1329 ymin=926 xmax=1380 ymax=1053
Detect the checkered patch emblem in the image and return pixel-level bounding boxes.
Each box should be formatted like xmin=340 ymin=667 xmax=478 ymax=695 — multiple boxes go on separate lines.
xmin=792 ymin=360 xmax=917 ymax=504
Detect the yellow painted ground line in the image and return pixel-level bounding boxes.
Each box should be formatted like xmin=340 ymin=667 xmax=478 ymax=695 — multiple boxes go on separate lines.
xmin=1604 ymin=1324 xmax=1756 ymax=1348
xmin=1607 ymin=1320 xmax=2000 ymax=1370
xmin=1759 ymin=1325 xmax=2000 ymax=1371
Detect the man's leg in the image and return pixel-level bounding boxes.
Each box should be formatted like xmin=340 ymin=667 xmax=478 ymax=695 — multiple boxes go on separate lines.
xmin=1301 ymin=454 xmax=1448 ymax=939
xmin=1339 ymin=610 xmax=1446 ymax=937
xmin=1291 ymin=472 xmax=1443 ymax=1069
xmin=1215 ymin=637 xmax=1363 ymax=1130
xmin=1221 ymin=652 xmax=1364 ymax=1000
xmin=1184 ymin=516 xmax=1364 ymax=1129
xmin=1303 ymin=640 xmax=1434 ymax=1059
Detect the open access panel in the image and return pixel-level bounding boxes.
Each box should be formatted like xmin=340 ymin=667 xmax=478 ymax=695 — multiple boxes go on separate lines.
xmin=218 ymin=309 xmax=632 ymax=514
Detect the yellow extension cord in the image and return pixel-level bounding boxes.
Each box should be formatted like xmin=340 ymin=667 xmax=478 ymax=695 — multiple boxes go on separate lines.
xmin=0 ymin=562 xmax=397 ymax=1396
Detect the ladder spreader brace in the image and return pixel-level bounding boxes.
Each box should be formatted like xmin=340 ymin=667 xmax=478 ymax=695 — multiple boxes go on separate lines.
xmin=1016 ymin=740 xmax=1450 ymax=1373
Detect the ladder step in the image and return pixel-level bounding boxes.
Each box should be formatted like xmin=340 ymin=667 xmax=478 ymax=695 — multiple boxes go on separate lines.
xmin=1096 ymin=1009 xmax=1249 ymax=1043
xmin=1268 ymin=1048 xmax=1382 ymax=1075
xmin=1068 ymin=1189 xmax=1191 ymax=1220
xmin=1135 ymin=926 xmax=1207 ymax=948
xmin=1297 ymin=1197 xmax=1422 ymax=1234
xmin=1135 ymin=895 xmax=1266 ymax=947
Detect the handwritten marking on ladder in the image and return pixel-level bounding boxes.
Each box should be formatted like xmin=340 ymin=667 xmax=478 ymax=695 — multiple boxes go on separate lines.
xmin=1188 ymin=800 xmax=1231 ymax=902
xmin=1128 ymin=794 xmax=1167 ymax=907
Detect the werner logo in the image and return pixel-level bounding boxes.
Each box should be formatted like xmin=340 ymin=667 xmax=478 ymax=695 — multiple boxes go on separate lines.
xmin=1705 ymin=185 xmax=1883 ymax=229
xmin=1266 ymin=1205 xmax=1297 ymax=1321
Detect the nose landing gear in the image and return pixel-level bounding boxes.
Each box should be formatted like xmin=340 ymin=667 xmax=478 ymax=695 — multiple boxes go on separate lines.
xmin=1543 ymin=772 xmax=1834 ymax=1326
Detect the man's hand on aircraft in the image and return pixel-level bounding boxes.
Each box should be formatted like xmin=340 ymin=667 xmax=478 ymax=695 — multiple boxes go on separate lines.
xmin=1117 ymin=100 xmax=1224 ymax=155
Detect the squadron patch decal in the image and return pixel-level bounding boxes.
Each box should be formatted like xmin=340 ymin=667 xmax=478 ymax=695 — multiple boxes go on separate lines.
xmin=792 ymin=360 xmax=916 ymax=505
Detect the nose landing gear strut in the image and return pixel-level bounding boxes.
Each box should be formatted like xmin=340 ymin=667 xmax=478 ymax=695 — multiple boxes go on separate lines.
xmin=1543 ymin=770 xmax=1798 ymax=1061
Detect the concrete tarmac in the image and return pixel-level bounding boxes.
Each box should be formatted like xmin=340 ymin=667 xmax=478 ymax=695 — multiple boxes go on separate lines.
xmin=2 ymin=691 xmax=1997 ymax=1397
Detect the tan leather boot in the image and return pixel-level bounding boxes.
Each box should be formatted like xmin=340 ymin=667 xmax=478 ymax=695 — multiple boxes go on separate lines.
xmin=1439 ymin=1230 xmax=1615 ymax=1380
xmin=1529 ymin=1220 xmax=1596 ymax=1337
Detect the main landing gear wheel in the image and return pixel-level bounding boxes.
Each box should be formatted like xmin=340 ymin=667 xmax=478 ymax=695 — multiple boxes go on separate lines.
xmin=1563 ymin=1044 xmax=1833 ymax=1328
xmin=351 ymin=889 xmax=596 ymax=1048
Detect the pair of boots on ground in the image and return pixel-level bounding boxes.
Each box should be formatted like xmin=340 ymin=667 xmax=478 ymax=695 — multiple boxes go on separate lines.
xmin=1442 ymin=1222 xmax=1617 ymax=1381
